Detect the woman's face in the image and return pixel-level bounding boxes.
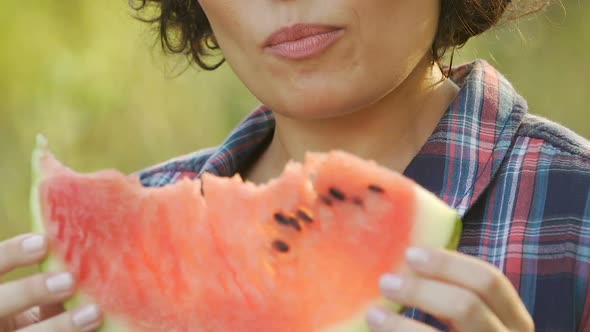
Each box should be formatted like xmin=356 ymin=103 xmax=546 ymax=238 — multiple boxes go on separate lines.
xmin=198 ymin=0 xmax=441 ymax=119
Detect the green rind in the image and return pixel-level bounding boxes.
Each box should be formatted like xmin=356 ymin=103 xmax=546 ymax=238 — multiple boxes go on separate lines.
xmin=30 ymin=135 xmax=46 ymax=254
xmin=447 ymin=215 xmax=463 ymax=250
xmin=30 ymin=135 xmax=130 ymax=332
xmin=30 ymin=135 xmax=77 ymax=306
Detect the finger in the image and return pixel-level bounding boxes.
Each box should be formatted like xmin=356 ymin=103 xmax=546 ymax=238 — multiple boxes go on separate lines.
xmin=366 ymin=307 xmax=438 ymax=332
xmin=40 ymin=303 xmax=66 ymax=320
xmin=404 ymin=247 xmax=531 ymax=329
xmin=0 ymin=234 xmax=47 ymax=275
xmin=14 ymin=307 xmax=42 ymax=329
xmin=0 ymin=272 xmax=75 ymax=318
xmin=379 ymin=273 xmax=505 ymax=332
xmin=13 ymin=303 xmax=67 ymax=329
xmin=16 ymin=304 xmax=102 ymax=332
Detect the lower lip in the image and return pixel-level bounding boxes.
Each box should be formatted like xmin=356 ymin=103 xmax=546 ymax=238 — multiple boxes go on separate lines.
xmin=266 ymin=29 xmax=345 ymax=60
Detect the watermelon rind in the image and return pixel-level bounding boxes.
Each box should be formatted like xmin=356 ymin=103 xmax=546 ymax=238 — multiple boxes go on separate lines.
xmin=30 ymin=134 xmax=131 ymax=332
xmin=413 ymin=187 xmax=462 ymax=249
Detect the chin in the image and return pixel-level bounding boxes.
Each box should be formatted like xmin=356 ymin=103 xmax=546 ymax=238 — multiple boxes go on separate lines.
xmin=262 ymin=75 xmax=396 ymax=120
xmin=266 ymin=90 xmax=370 ymax=120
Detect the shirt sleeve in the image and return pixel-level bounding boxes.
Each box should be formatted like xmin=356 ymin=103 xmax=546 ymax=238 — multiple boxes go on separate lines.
xmin=577 ymin=192 xmax=590 ymax=332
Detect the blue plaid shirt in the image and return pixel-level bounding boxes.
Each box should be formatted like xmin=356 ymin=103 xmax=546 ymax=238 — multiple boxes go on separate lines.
xmin=139 ymin=60 xmax=590 ymax=331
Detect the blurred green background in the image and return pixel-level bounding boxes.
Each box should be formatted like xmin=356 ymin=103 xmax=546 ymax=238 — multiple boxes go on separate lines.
xmin=1 ymin=1 xmax=588 ymax=279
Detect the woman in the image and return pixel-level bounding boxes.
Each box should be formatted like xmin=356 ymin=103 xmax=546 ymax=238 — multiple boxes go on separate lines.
xmin=1 ymin=0 xmax=588 ymax=331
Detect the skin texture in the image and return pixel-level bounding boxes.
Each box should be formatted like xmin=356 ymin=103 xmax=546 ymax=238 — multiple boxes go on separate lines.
xmin=197 ymin=0 xmax=535 ymax=331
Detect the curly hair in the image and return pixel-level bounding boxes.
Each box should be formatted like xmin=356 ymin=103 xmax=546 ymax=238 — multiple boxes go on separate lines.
xmin=129 ymin=0 xmax=549 ymax=71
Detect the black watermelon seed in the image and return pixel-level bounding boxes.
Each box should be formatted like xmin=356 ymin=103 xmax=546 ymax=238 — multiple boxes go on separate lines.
xmin=320 ymin=195 xmax=333 ymax=206
xmin=288 ymin=217 xmax=302 ymax=232
xmin=272 ymin=240 xmax=290 ymax=253
xmin=352 ymin=197 xmax=364 ymax=206
xmin=329 ymin=187 xmax=346 ymax=201
xmin=274 ymin=213 xmax=301 ymax=232
xmin=368 ymin=184 xmax=385 ymax=193
xmin=296 ymin=209 xmax=313 ymax=223
xmin=274 ymin=213 xmax=291 ymax=225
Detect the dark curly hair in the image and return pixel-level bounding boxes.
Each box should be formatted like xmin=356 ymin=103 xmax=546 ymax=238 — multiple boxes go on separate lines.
xmin=129 ymin=0 xmax=549 ymax=72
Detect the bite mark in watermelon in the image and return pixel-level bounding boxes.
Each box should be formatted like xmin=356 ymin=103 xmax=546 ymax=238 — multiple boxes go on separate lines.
xmin=31 ymin=135 xmax=462 ymax=332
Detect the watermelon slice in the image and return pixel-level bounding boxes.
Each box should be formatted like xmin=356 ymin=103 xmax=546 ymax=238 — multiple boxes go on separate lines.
xmin=31 ymin=135 xmax=461 ymax=332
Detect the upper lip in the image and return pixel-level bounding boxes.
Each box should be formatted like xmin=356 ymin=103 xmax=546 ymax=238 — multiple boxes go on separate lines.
xmin=263 ymin=23 xmax=343 ymax=47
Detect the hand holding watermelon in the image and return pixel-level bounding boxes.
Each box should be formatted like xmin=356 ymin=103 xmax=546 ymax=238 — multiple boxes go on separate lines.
xmin=367 ymin=248 xmax=534 ymax=332
xmin=0 ymin=233 xmax=103 ymax=332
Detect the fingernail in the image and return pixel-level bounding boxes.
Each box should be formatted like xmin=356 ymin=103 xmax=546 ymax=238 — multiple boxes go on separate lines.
xmin=72 ymin=304 xmax=100 ymax=328
xmin=406 ymin=247 xmax=430 ymax=265
xmin=46 ymin=272 xmax=74 ymax=293
xmin=21 ymin=235 xmax=46 ymax=253
xmin=366 ymin=307 xmax=388 ymax=326
xmin=380 ymin=274 xmax=403 ymax=292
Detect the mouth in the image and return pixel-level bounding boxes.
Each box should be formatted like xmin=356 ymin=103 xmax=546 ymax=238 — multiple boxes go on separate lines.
xmin=263 ymin=23 xmax=345 ymax=60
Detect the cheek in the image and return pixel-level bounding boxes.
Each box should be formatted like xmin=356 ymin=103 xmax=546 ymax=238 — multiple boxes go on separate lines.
xmin=358 ymin=2 xmax=439 ymax=90
xmin=198 ymin=0 xmax=256 ymax=51
xmin=357 ymin=0 xmax=439 ymax=73
xmin=198 ymin=0 xmax=268 ymax=86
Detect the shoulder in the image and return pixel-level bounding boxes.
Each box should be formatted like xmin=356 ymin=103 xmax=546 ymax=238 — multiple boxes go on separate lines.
xmin=510 ymin=113 xmax=590 ymax=191
xmin=135 ymin=146 xmax=219 ymax=187
xmin=499 ymin=114 xmax=590 ymax=219
xmin=486 ymin=112 xmax=590 ymax=246
xmin=501 ymin=111 xmax=590 ymax=179
xmin=486 ymin=114 xmax=590 ymax=331
xmin=517 ymin=113 xmax=590 ymax=161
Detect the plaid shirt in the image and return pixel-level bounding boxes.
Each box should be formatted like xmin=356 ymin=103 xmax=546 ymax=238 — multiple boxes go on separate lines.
xmin=139 ymin=60 xmax=590 ymax=332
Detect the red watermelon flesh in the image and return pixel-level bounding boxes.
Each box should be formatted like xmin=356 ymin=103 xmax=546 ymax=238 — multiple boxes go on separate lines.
xmin=31 ymin=135 xmax=461 ymax=332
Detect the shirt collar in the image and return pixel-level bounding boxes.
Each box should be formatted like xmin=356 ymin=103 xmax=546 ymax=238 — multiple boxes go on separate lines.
xmin=403 ymin=60 xmax=527 ymax=216
xmin=199 ymin=59 xmax=527 ymax=217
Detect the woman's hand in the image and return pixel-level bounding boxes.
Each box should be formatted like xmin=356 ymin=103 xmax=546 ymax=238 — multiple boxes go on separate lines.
xmin=0 ymin=233 xmax=103 ymax=332
xmin=366 ymin=248 xmax=534 ymax=332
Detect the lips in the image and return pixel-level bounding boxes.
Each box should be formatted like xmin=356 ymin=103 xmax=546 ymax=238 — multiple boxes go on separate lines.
xmin=264 ymin=24 xmax=343 ymax=47
xmin=263 ymin=23 xmax=345 ymax=60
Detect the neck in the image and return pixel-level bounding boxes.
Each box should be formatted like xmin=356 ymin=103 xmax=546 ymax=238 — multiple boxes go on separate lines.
xmin=244 ymin=56 xmax=460 ymax=184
